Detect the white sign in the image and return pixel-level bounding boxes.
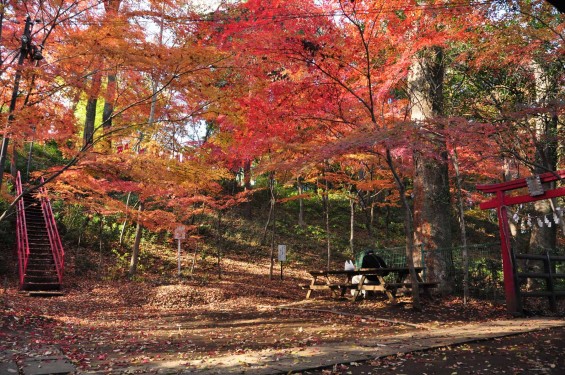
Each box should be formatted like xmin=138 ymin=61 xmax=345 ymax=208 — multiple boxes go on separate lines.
xmin=174 ymin=225 xmax=187 ymax=240
xmin=278 ymin=245 xmax=287 ymax=262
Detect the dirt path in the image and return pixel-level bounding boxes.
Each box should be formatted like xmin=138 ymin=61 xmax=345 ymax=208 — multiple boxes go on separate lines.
xmin=1 ymin=277 xmax=564 ymax=374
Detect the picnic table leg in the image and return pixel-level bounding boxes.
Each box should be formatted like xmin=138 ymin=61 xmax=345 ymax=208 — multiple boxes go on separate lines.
xmin=352 ymin=275 xmax=365 ymax=301
xmin=378 ymin=275 xmax=397 ymax=304
xmin=305 ymin=276 xmax=317 ymax=299
xmin=340 ymin=274 xmax=352 ymax=297
xmin=385 ymin=287 xmax=397 ymax=303
xmin=327 ymin=275 xmax=342 ymax=298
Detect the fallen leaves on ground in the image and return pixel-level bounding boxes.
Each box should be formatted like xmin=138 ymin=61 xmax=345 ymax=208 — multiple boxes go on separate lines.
xmin=0 ymin=256 xmax=554 ymax=373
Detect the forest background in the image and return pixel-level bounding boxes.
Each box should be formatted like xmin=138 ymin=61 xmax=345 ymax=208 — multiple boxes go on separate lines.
xmin=0 ymin=0 xmax=563 ymax=303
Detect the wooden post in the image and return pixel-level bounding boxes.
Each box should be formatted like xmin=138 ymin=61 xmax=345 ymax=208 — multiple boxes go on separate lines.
xmin=177 ymin=239 xmax=181 ymax=277
xmin=495 ymin=191 xmax=521 ymax=314
xmin=545 ymin=251 xmax=556 ymax=311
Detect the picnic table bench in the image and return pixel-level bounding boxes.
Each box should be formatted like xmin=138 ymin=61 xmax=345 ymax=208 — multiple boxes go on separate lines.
xmin=303 ymin=267 xmax=438 ymax=303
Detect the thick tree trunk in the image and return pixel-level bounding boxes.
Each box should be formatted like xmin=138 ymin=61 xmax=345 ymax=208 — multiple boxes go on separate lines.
xmin=408 ymin=47 xmax=452 ymax=293
xmin=529 ymin=61 xmax=558 ymax=257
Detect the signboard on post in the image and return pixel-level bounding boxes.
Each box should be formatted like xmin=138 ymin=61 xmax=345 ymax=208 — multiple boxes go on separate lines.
xmin=278 ymin=245 xmax=287 ymax=280
xmin=174 ymin=225 xmax=187 ymax=240
xmin=278 ymin=244 xmax=287 ymax=262
xmin=174 ymin=225 xmax=187 ymax=277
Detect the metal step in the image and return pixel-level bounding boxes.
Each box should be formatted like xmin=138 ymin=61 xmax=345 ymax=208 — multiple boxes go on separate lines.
xmin=24 ymin=276 xmax=59 ymax=284
xmin=25 ymin=270 xmax=58 ymax=278
xmin=25 ymin=262 xmax=57 ymax=270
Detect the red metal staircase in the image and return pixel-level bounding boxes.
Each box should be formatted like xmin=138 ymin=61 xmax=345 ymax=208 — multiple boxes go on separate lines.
xmin=16 ymin=172 xmax=64 ymax=292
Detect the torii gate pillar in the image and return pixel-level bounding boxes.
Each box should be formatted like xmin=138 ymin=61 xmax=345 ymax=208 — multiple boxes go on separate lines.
xmin=477 ymin=170 xmax=565 ymax=314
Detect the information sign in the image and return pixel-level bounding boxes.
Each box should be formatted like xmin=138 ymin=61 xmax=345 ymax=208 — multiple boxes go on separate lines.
xmin=174 ymin=225 xmax=187 ymax=240
xmin=278 ymin=244 xmax=287 ymax=262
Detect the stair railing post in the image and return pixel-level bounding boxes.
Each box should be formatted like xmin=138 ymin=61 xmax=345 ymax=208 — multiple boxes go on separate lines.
xmin=15 ymin=171 xmax=30 ymax=288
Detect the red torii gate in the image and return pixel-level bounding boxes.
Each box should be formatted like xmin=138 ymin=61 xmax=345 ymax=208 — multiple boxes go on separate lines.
xmin=477 ymin=169 xmax=565 ymax=314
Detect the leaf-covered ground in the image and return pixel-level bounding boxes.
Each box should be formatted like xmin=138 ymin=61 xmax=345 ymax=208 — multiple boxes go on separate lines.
xmin=1 ymin=257 xmax=562 ymax=374
xmin=307 ymin=326 xmax=565 ymax=375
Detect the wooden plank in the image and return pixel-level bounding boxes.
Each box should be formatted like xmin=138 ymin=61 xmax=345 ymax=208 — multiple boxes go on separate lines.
xmin=357 ymin=284 xmax=386 ymax=291
xmin=522 ymin=291 xmax=565 ymax=297
xmin=517 ymin=272 xmax=552 ymax=279
xmin=516 ymin=254 xmax=565 ymax=261
xmin=516 ymin=272 xmax=565 ymax=279
xmin=307 ymin=285 xmax=333 ymax=290
xmin=386 ymin=282 xmax=438 ymax=289
xmin=308 ymin=267 xmax=423 ymax=276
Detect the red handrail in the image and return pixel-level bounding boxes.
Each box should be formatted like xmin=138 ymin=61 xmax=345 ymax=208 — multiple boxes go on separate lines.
xmin=15 ymin=171 xmax=30 ymax=287
xmin=39 ymin=177 xmax=65 ymax=285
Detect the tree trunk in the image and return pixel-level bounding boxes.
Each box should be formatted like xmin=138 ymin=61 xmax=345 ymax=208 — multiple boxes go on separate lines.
xmin=409 ymin=47 xmax=452 ymax=293
xmin=268 ymin=173 xmax=276 ymax=279
xmin=357 ymin=190 xmax=374 ymax=238
xmin=128 ymin=202 xmax=144 ymax=278
xmin=322 ymin=176 xmax=331 ymax=271
xmin=10 ymin=139 xmax=17 ymax=179
xmin=262 ymin=173 xmax=275 ymax=245
xmin=243 ymin=159 xmax=253 ymax=218
xmin=74 ymin=216 xmax=89 ymax=276
xmin=119 ymin=192 xmax=132 ymax=246
xmin=83 ymin=70 xmax=102 ymax=147
xmin=452 ymin=148 xmax=470 ymax=305
xmin=217 ymin=209 xmax=222 ymax=280
xmin=529 ymin=61 xmax=558 ymax=257
xmin=297 ymin=177 xmax=305 ymax=227
xmin=101 ymin=73 xmax=116 ymax=153
xmin=189 ymin=242 xmax=198 ymax=279
xmin=26 ymin=140 xmax=34 ymax=180
xmin=350 ymin=193 xmax=355 ymax=256
xmin=386 ymin=149 xmax=421 ymax=310
xmin=0 ymin=2 xmax=4 ymax=63
xmin=98 ymin=216 xmax=104 ymax=277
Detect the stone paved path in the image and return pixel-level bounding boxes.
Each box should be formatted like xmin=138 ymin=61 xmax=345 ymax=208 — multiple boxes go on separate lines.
xmin=76 ymin=317 xmax=565 ymax=374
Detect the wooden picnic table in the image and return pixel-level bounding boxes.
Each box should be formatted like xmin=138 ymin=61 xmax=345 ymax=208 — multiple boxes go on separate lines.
xmin=303 ymin=267 xmax=438 ymax=303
